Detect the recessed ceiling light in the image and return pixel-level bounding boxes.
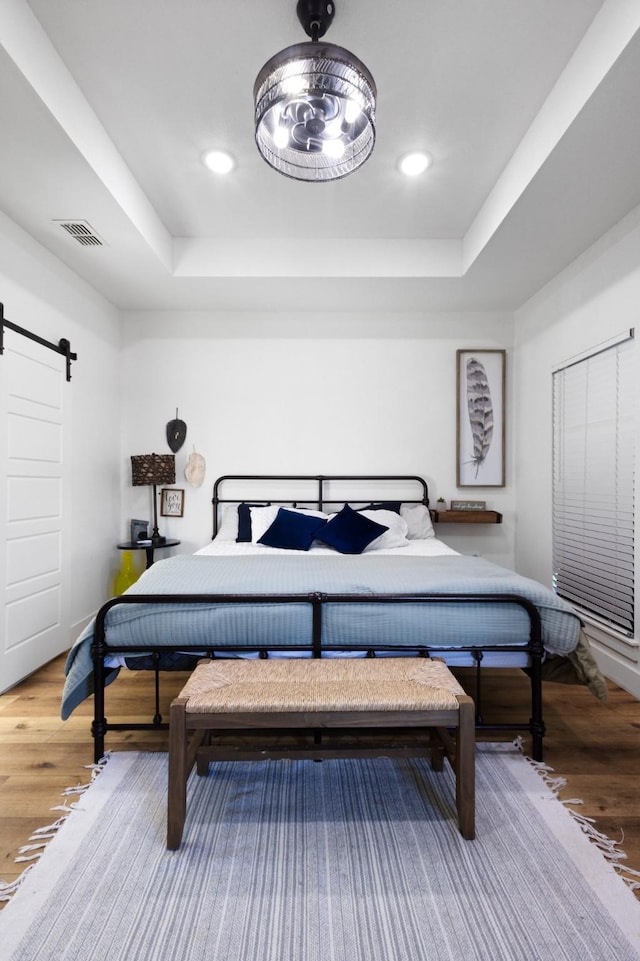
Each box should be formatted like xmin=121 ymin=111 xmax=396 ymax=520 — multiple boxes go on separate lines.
xmin=398 ymin=152 xmax=432 ymax=177
xmin=203 ymin=150 xmax=235 ymax=174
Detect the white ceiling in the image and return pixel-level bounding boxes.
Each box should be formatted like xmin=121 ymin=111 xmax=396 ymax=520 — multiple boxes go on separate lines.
xmin=1 ymin=0 xmax=639 ymax=313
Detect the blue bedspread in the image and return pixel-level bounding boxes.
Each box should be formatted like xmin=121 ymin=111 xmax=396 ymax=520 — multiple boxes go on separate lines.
xmin=61 ymin=553 xmax=581 ymax=719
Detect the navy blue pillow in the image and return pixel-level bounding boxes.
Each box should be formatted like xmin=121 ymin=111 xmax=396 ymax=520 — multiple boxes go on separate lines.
xmin=315 ymin=504 xmax=388 ymax=554
xmin=258 ymin=508 xmax=327 ymax=551
xmin=236 ymin=503 xmax=264 ymax=543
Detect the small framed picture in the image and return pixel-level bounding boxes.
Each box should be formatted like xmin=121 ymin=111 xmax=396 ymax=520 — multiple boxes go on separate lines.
xmin=457 ymin=349 xmax=506 ymax=487
xmin=160 ymin=488 xmax=184 ymax=517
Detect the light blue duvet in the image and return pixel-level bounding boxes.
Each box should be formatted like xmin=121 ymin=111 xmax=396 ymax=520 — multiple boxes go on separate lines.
xmin=61 ymin=553 xmax=581 ymax=719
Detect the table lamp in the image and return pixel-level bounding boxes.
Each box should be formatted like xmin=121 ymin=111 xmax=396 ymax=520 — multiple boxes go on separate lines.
xmin=131 ymin=452 xmax=175 ymax=546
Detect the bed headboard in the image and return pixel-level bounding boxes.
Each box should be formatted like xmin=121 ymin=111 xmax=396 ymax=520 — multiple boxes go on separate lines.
xmin=211 ymin=474 xmax=430 ymax=539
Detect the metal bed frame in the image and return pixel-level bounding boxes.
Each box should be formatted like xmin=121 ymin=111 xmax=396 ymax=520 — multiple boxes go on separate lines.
xmin=211 ymin=473 xmax=431 ymax=536
xmin=90 ymin=474 xmax=545 ymax=762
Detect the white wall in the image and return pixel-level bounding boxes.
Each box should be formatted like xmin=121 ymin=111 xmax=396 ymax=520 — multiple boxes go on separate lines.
xmin=121 ymin=311 xmax=517 ymax=567
xmin=514 ymin=204 xmax=640 ymax=695
xmin=0 ymin=211 xmax=122 ymax=639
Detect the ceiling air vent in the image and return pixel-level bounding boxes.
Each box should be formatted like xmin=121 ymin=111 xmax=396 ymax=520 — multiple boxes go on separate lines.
xmin=54 ymin=220 xmax=105 ymax=247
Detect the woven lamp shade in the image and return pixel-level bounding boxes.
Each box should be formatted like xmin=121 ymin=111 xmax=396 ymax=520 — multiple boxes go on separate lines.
xmin=131 ymin=453 xmax=175 ymax=487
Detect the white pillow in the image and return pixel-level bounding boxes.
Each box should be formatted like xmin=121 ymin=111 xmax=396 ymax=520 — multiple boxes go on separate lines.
xmin=360 ymin=509 xmax=409 ymax=551
xmin=247 ymin=505 xmax=280 ymax=542
xmin=400 ymin=504 xmax=435 ymax=539
xmin=215 ymin=504 xmax=240 ymax=541
xmin=250 ymin=505 xmax=329 ymax=543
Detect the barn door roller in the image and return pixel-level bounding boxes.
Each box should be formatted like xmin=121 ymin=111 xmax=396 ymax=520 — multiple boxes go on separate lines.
xmin=0 ymin=302 xmax=77 ymax=382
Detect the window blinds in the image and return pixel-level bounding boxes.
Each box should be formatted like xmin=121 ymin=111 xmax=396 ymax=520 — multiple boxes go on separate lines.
xmin=552 ymin=330 xmax=635 ymax=635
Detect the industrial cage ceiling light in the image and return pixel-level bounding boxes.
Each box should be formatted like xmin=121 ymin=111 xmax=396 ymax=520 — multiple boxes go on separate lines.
xmin=254 ymin=0 xmax=376 ymax=182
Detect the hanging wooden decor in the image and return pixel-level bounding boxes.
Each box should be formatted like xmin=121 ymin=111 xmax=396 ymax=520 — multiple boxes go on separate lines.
xmin=185 ymin=449 xmax=206 ymax=488
xmin=166 ymin=408 xmax=187 ymax=452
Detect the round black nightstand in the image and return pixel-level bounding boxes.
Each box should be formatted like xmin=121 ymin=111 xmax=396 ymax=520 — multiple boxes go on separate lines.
xmin=117 ymin=538 xmax=181 ymax=569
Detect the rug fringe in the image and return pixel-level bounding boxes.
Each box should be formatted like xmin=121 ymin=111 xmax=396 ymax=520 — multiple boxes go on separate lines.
xmin=0 ymin=864 xmax=35 ymax=899
xmin=0 ymin=756 xmax=109 ymax=902
xmin=513 ymin=738 xmax=640 ymax=892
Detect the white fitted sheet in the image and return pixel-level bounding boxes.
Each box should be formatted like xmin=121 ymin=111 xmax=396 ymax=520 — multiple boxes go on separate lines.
xmin=195 ymin=537 xmax=459 ymax=559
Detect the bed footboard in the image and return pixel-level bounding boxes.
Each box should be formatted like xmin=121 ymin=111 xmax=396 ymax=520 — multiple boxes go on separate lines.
xmin=90 ymin=591 xmax=544 ymax=763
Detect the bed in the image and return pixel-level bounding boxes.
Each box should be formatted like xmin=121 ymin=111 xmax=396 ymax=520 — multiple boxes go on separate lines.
xmin=62 ymin=474 xmax=603 ymax=763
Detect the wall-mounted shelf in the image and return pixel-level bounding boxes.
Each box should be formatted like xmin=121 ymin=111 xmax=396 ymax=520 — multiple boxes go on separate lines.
xmin=432 ymin=510 xmax=502 ymax=524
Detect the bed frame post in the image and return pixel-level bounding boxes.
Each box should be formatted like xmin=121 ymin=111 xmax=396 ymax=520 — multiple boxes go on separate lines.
xmin=471 ymin=650 xmax=484 ymax=724
xmin=91 ymin=637 xmax=107 ymax=764
xmin=91 ymin=596 xmax=121 ymax=764
xmin=529 ymin=645 xmax=546 ymax=763
xmin=520 ymin=596 xmax=546 ymax=762
xmin=153 ymin=652 xmax=162 ymax=726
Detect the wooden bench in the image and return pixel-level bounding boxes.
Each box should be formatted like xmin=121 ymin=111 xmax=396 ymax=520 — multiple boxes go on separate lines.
xmin=167 ymin=657 xmax=475 ymax=849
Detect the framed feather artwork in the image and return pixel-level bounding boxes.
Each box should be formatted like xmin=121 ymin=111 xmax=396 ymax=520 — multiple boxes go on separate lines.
xmin=456 ymin=349 xmax=505 ymax=487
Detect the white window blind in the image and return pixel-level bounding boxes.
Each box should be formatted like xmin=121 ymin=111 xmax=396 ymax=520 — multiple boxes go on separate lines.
xmin=552 ymin=330 xmax=635 ymax=635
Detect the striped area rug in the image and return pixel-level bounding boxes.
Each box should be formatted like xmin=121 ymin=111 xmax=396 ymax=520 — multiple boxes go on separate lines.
xmin=1 ymin=744 xmax=639 ymax=961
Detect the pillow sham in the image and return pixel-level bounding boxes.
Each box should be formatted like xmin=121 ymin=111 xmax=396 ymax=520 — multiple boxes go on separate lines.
xmin=216 ymin=504 xmax=241 ymax=541
xmin=237 ymin=503 xmax=266 ymax=542
xmin=215 ymin=504 xmax=266 ymax=542
xmin=359 ymin=501 xmax=434 ymax=538
xmin=315 ymin=504 xmax=388 ymax=555
xmin=360 ymin=501 xmax=402 ymax=514
xmin=258 ymin=508 xmax=328 ymax=551
xmin=359 ymin=509 xmax=409 ymax=551
xmin=400 ymin=503 xmax=435 ymax=539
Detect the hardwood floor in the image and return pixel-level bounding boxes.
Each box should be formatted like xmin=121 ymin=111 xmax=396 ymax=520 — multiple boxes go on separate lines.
xmin=1 ymin=653 xmax=639 ymax=906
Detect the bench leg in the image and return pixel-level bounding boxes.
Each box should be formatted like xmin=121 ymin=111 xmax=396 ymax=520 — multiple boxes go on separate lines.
xmin=167 ymin=698 xmax=188 ymax=850
xmin=455 ymin=695 xmax=475 ymax=840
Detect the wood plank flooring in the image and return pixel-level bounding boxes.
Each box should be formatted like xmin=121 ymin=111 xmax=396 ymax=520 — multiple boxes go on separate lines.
xmin=1 ymin=654 xmax=639 ymax=906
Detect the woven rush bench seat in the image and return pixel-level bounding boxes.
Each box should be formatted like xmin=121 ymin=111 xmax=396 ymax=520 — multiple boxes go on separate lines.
xmin=167 ymin=657 xmax=475 ymax=849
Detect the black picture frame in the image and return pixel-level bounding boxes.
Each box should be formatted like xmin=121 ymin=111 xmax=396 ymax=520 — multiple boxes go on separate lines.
xmin=456 ymin=349 xmax=505 ymax=487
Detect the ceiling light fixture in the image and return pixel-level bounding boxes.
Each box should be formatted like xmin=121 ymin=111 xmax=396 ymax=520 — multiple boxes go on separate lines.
xmin=254 ymin=0 xmax=376 ymax=183
xmin=398 ymin=152 xmax=432 ymax=177
xmin=203 ymin=149 xmax=235 ymax=174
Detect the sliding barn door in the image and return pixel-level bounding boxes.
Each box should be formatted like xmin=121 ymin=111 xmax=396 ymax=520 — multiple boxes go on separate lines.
xmin=0 ymin=332 xmax=70 ymax=692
